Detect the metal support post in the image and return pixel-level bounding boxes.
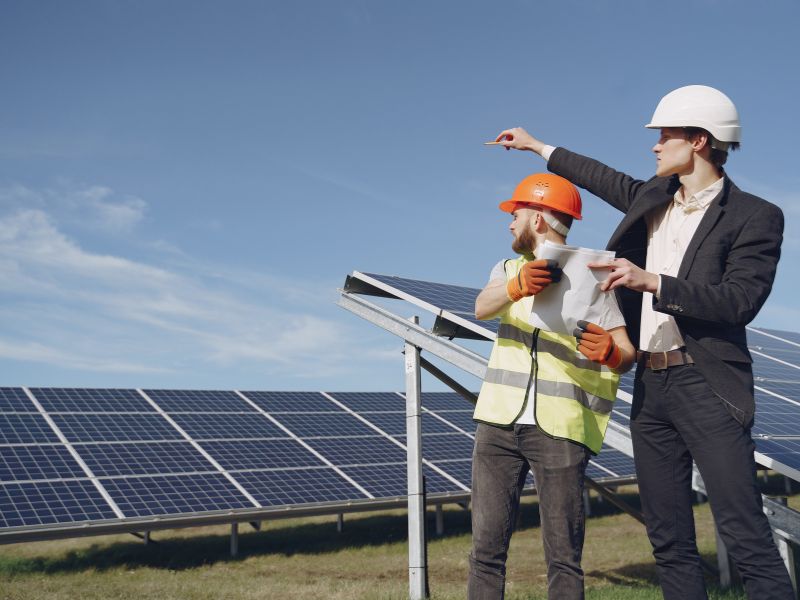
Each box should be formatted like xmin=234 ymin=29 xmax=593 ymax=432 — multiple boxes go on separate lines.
xmin=435 ymin=505 xmax=444 ymax=536
xmin=775 ymin=536 xmax=798 ymax=597
xmin=405 ymin=317 xmax=428 ymax=600
xmin=143 ymin=531 xmax=151 ymax=545
xmin=337 ymin=513 xmax=344 ymax=533
xmin=231 ymin=522 xmax=239 ymax=557
xmin=583 ymin=489 xmax=592 ymax=517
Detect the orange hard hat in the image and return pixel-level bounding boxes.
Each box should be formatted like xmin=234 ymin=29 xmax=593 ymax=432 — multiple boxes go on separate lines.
xmin=499 ymin=173 xmax=582 ymax=220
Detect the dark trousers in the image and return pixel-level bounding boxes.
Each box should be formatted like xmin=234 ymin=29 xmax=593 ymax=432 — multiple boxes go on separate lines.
xmin=468 ymin=423 xmax=590 ymax=600
xmin=631 ymin=364 xmax=794 ymax=600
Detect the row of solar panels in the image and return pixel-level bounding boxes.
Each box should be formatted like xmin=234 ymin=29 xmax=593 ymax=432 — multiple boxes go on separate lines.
xmin=0 ymin=388 xmax=635 ymax=539
xmin=348 ymin=272 xmax=800 ymax=481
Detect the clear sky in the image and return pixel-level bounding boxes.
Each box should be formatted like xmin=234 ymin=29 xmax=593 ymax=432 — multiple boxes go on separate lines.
xmin=1 ymin=0 xmax=798 ymax=393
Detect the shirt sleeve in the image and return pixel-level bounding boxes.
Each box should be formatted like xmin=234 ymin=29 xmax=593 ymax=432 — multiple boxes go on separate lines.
xmin=541 ymin=145 xmax=556 ymax=162
xmin=597 ymin=290 xmax=626 ymax=331
xmin=488 ymin=259 xmax=506 ymax=285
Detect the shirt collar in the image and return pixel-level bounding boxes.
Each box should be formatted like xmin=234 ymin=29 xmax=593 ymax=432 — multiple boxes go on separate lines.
xmin=674 ymin=177 xmax=724 ymax=213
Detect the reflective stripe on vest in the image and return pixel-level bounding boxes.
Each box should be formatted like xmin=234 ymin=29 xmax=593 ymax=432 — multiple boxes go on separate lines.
xmin=473 ymin=255 xmax=620 ymax=454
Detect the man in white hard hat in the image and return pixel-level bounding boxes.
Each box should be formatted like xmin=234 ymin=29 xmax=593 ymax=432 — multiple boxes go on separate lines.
xmin=469 ymin=173 xmax=636 ymax=600
xmin=490 ymin=85 xmax=793 ymax=599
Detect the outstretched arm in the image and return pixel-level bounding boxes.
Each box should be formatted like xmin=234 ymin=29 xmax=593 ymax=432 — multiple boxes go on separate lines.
xmin=490 ymin=127 xmax=652 ymax=214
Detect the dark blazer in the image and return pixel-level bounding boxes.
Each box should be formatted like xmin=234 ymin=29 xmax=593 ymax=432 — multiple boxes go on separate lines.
xmin=548 ymin=147 xmax=784 ymax=426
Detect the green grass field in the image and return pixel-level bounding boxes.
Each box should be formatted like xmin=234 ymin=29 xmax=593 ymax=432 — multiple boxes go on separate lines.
xmin=1 ymin=482 xmax=795 ymax=600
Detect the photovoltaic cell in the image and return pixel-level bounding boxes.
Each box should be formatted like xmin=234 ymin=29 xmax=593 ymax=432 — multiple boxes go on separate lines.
xmin=421 ymin=392 xmax=473 ymax=411
xmin=51 ymin=414 xmax=183 ymax=443
xmin=203 ymin=439 xmax=325 ymax=471
xmin=233 ymin=468 xmax=367 ymax=506
xmin=0 ymin=388 xmax=35 ymax=413
xmin=305 ymin=436 xmax=407 ymax=466
xmin=144 ymin=389 xmax=256 ymax=413
xmin=76 ymin=442 xmax=217 ymax=477
xmin=587 ymin=447 xmax=636 ymax=480
xmin=30 ymin=388 xmax=154 ymax=413
xmin=0 ymin=445 xmax=86 ymax=482
xmin=432 ymin=460 xmax=473 ymax=488
xmin=169 ymin=413 xmax=286 ymax=440
xmin=426 ymin=411 xmax=477 ymax=434
xmin=325 ymin=391 xmax=405 ymax=413
xmin=242 ymin=391 xmax=344 ymax=414
xmin=421 ymin=433 xmax=476 ymax=462
xmin=0 ymin=414 xmax=60 ymax=445
xmin=340 ymin=463 xmax=462 ymax=497
xmin=101 ymin=473 xmax=253 ymax=517
xmin=273 ymin=412 xmax=379 ymax=438
xmin=749 ymin=327 xmax=800 ymax=355
xmin=359 ymin=412 xmax=459 ymax=436
xmin=751 ymin=355 xmax=800 ymax=383
xmin=0 ymin=480 xmax=117 ymax=528
xmin=361 ymin=272 xmax=494 ymax=335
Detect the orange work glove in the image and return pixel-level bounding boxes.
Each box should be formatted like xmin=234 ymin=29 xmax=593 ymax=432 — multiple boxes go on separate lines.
xmin=506 ymin=259 xmax=561 ymax=302
xmin=573 ymin=320 xmax=622 ymax=369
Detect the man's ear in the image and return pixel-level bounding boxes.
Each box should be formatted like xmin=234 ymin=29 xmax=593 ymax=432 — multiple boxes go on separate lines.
xmin=690 ymin=131 xmax=709 ymax=152
xmin=532 ymin=211 xmax=548 ymax=234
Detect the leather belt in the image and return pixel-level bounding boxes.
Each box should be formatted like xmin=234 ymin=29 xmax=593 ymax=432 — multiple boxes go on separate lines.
xmin=637 ymin=348 xmax=694 ymax=371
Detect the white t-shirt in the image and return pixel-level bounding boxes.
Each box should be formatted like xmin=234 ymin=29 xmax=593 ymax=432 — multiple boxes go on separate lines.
xmin=487 ymin=258 xmax=626 ymax=424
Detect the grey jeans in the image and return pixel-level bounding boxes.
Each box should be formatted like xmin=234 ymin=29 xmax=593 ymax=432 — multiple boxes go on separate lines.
xmin=467 ymin=423 xmax=590 ymax=600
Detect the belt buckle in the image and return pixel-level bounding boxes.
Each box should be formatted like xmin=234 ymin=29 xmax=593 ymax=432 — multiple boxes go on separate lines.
xmin=650 ymin=351 xmax=669 ymax=371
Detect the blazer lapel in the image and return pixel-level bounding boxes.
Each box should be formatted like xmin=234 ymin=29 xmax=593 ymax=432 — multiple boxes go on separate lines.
xmin=676 ymin=177 xmax=731 ymax=279
xmin=607 ymin=177 xmax=677 ymax=250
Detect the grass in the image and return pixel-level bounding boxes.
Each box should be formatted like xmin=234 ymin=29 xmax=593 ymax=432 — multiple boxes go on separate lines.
xmin=1 ymin=477 xmax=795 ymax=600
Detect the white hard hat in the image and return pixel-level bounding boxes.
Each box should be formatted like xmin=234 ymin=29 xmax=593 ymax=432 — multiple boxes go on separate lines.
xmin=645 ymin=85 xmax=741 ymax=150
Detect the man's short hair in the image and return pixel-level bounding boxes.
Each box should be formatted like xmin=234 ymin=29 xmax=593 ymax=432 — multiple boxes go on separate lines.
xmin=684 ymin=127 xmax=740 ymax=168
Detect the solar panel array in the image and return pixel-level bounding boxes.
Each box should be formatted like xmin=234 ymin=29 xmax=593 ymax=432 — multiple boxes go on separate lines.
xmin=346 ymin=272 xmax=800 ymax=482
xmin=0 ymin=385 xmax=636 ymax=539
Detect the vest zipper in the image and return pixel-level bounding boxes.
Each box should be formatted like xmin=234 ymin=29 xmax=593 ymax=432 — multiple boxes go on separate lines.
xmin=514 ymin=328 xmax=540 ymax=423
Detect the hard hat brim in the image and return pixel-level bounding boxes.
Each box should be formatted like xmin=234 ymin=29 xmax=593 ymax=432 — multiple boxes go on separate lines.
xmin=498 ymin=199 xmax=582 ymax=220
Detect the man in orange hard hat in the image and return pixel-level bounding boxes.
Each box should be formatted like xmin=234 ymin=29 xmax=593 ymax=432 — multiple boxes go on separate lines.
xmin=468 ymin=173 xmax=636 ymax=600
xmin=491 ymin=85 xmax=793 ymax=599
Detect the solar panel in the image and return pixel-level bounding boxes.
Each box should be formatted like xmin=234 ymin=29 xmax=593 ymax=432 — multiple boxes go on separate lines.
xmin=304 ymin=436 xmax=408 ymax=466
xmin=0 ymin=414 xmax=61 ymax=444
xmin=0 ymin=388 xmax=36 ymax=412
xmin=101 ymin=474 xmax=254 ymax=518
xmin=51 ymin=413 xmax=184 ymax=443
xmin=0 ymin=480 xmax=118 ymax=528
xmin=0 ymin=445 xmax=87 ymax=482
xmin=144 ymin=389 xmax=257 ymax=413
xmin=202 ymin=439 xmax=326 ymax=471
xmin=421 ymin=433 xmax=476 ymax=461
xmin=232 ymin=468 xmax=367 ymax=506
xmin=31 ymin=388 xmax=154 ymax=413
xmin=425 ymin=411 xmax=477 ymax=434
xmin=325 ymin=391 xmax=406 ymax=413
xmin=243 ymin=391 xmax=346 ymax=413
xmin=273 ymin=412 xmax=379 ymax=438
xmin=168 ymin=413 xmax=285 ymax=440
xmin=77 ymin=442 xmax=217 ymax=477
xmin=341 ymin=463 xmax=459 ymax=497
xmin=350 ymin=272 xmax=497 ymax=338
xmin=432 ymin=460 xmax=474 ymax=488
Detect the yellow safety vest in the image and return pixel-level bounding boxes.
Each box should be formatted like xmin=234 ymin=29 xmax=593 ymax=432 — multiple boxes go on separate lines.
xmin=473 ymin=255 xmax=619 ymax=454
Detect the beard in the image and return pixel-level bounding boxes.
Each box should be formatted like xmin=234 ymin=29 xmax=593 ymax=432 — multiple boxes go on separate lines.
xmin=512 ymin=227 xmax=536 ymax=255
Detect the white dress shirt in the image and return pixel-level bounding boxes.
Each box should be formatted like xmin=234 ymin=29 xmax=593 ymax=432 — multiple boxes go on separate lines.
xmin=639 ymin=178 xmax=724 ymax=351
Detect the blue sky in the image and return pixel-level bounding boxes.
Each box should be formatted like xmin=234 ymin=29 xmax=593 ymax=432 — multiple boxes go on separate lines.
xmin=1 ymin=1 xmax=798 ymax=392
